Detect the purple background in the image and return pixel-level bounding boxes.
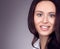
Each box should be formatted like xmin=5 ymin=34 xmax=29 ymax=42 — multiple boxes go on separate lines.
xmin=1 ymin=0 xmax=33 ymax=49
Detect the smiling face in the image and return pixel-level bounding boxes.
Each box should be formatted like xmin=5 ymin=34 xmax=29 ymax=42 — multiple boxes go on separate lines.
xmin=34 ymin=1 xmax=56 ymax=36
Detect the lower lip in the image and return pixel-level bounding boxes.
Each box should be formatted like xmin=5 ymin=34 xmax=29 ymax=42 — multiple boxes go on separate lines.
xmin=40 ymin=26 xmax=50 ymax=31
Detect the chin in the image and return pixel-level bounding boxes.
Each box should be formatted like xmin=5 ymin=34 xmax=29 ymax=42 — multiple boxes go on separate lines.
xmin=38 ymin=31 xmax=52 ymax=36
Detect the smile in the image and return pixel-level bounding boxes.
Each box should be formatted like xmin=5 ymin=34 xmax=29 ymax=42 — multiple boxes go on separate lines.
xmin=40 ymin=25 xmax=50 ymax=31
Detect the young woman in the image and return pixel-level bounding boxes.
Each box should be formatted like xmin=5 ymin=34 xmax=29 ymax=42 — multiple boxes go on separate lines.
xmin=28 ymin=0 xmax=60 ymax=49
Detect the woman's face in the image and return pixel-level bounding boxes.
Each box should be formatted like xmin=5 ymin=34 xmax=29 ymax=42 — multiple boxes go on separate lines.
xmin=34 ymin=1 xmax=56 ymax=36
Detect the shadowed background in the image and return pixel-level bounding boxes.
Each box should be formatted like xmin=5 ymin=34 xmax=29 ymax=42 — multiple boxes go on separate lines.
xmin=1 ymin=0 xmax=33 ymax=49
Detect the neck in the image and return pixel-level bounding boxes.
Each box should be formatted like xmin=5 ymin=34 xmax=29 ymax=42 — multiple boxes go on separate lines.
xmin=39 ymin=35 xmax=49 ymax=49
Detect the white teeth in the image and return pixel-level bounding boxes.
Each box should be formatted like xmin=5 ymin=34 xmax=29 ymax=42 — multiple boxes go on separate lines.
xmin=41 ymin=26 xmax=48 ymax=28
xmin=40 ymin=25 xmax=50 ymax=31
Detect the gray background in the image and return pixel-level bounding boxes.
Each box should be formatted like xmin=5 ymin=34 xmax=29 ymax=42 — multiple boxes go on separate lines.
xmin=1 ymin=0 xmax=33 ymax=49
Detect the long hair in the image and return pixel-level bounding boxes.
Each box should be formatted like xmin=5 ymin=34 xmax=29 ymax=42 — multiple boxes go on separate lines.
xmin=28 ymin=0 xmax=60 ymax=49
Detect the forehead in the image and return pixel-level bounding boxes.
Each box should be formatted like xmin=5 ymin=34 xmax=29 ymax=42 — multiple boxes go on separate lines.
xmin=35 ymin=1 xmax=56 ymax=12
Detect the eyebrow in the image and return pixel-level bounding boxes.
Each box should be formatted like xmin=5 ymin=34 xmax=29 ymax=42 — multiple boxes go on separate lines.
xmin=35 ymin=11 xmax=55 ymax=14
xmin=35 ymin=11 xmax=43 ymax=13
xmin=49 ymin=12 xmax=55 ymax=14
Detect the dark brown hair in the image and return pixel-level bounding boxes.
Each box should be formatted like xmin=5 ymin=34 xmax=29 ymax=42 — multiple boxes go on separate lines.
xmin=28 ymin=0 xmax=60 ymax=49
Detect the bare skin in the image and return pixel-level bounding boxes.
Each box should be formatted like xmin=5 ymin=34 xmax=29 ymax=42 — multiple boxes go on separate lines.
xmin=39 ymin=35 xmax=49 ymax=49
xmin=34 ymin=1 xmax=56 ymax=49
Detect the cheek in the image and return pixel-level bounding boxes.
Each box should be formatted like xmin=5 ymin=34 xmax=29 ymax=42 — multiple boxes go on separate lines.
xmin=34 ymin=16 xmax=39 ymax=24
xmin=34 ymin=16 xmax=42 ymax=24
xmin=34 ymin=16 xmax=40 ymax=30
xmin=49 ymin=18 xmax=55 ymax=25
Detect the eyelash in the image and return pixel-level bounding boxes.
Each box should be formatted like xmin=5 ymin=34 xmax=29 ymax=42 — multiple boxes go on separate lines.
xmin=36 ymin=13 xmax=42 ymax=17
xmin=36 ymin=13 xmax=55 ymax=18
xmin=49 ymin=14 xmax=55 ymax=17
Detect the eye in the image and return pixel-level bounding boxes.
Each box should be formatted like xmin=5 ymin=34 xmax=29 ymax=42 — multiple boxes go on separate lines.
xmin=49 ymin=14 xmax=55 ymax=17
xmin=36 ymin=13 xmax=42 ymax=17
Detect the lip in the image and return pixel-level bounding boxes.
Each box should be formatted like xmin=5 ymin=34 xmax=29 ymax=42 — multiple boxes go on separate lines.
xmin=40 ymin=25 xmax=50 ymax=31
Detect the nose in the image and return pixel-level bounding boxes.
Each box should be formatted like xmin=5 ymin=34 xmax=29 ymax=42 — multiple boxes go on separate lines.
xmin=42 ymin=16 xmax=48 ymax=24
